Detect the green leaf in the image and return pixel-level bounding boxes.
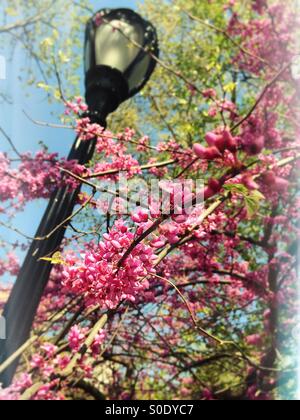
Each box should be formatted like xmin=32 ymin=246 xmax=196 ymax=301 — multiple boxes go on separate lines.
xmin=36 ymin=82 xmax=51 ymax=92
xmin=244 ymin=190 xmax=265 ymax=218
xmin=58 ymin=50 xmax=70 ymax=64
xmin=39 ymin=252 xmax=66 ymax=265
xmin=223 ymin=82 xmax=237 ymax=93
xmin=224 ymin=183 xmax=249 ymax=196
xmin=224 ymin=185 xmax=265 ymax=217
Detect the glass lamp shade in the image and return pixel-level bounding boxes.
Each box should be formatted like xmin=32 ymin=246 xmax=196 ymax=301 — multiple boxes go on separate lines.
xmin=84 ymin=8 xmax=159 ymax=120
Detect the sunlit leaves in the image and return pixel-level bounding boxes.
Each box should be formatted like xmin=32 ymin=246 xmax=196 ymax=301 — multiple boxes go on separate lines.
xmin=224 ymin=184 xmax=265 ymax=218
xmin=39 ymin=252 xmax=66 ymax=265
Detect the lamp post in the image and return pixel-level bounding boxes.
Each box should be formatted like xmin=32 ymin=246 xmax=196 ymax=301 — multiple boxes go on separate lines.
xmin=0 ymin=8 xmax=159 ymax=387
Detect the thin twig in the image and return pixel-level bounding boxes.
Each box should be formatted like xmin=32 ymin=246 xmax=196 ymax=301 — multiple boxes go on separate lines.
xmin=231 ymin=61 xmax=293 ymax=132
xmin=0 ymin=126 xmax=22 ymax=157
xmin=152 ymin=273 xmax=224 ymax=344
xmin=23 ymin=110 xmax=73 ymax=130
xmin=87 ymin=159 xmax=177 ymax=179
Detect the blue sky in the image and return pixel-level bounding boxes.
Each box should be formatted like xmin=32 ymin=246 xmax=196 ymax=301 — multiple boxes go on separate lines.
xmin=0 ymin=0 xmax=137 ymax=282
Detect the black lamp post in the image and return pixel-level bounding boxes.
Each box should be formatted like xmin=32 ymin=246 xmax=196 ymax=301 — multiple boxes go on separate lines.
xmin=0 ymin=8 xmax=158 ymax=387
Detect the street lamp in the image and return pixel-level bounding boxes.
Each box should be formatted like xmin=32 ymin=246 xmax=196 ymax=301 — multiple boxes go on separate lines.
xmin=0 ymin=8 xmax=159 ymax=387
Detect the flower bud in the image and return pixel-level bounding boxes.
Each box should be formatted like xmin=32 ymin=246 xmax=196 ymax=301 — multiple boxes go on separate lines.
xmin=262 ymin=171 xmax=276 ymax=186
xmin=274 ymin=177 xmax=289 ymax=193
xmin=241 ymin=175 xmax=259 ymax=190
xmin=245 ymin=136 xmax=265 ymax=155
xmin=172 ymin=214 xmax=189 ymax=224
xmin=205 ymin=132 xmax=219 ymax=146
xmin=204 ymin=179 xmax=222 ymax=200
xmin=193 ymin=144 xmax=221 ymax=160
xmin=193 ymin=143 xmax=207 ymax=158
xmin=208 ymin=179 xmax=222 ymax=193
xmin=223 ymin=129 xmax=237 ymax=152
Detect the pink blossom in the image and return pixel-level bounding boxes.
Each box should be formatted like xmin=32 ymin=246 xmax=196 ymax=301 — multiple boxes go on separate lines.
xmin=204 ymin=130 xmax=237 ymax=154
xmin=246 ymin=334 xmax=262 ymax=346
xmin=241 ymin=174 xmax=259 ymax=190
xmin=41 ymin=343 xmax=58 ymax=358
xmin=34 ymin=381 xmax=65 ymax=401
xmin=65 ymin=97 xmax=88 ymax=115
xmin=0 ymin=374 xmax=32 ymax=400
xmin=252 ymin=0 xmax=267 ymax=15
xmin=91 ymin=329 xmax=107 ymax=356
xmin=131 ymin=208 xmax=149 ymax=224
xmin=0 ymin=151 xmax=85 ymax=208
xmin=193 ymin=144 xmax=221 ymax=160
xmin=136 ymin=136 xmax=150 ymax=152
xmin=30 ymin=354 xmax=44 ymax=369
xmin=262 ymin=171 xmax=289 ymax=192
xmin=62 ymin=220 xmax=157 ymax=309
xmin=68 ymin=325 xmax=87 ymax=352
xmin=76 ymin=117 xmax=104 ymax=141
xmin=202 ymin=88 xmax=217 ymax=98
xmin=150 ymin=238 xmax=166 ymax=249
xmin=0 ymin=253 xmax=19 ymax=277
xmin=93 ymin=154 xmax=141 ymax=180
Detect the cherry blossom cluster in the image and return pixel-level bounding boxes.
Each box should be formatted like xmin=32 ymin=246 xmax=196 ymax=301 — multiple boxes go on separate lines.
xmin=93 ymin=154 xmax=141 ymax=180
xmin=62 ymin=220 xmax=157 ymax=309
xmin=65 ymin=97 xmax=88 ymax=116
xmin=68 ymin=324 xmax=107 ymax=356
xmin=0 ymin=351 xmax=66 ymax=400
xmin=0 ymin=374 xmax=32 ymax=401
xmin=0 ymin=151 xmax=86 ymax=209
xmin=0 ymin=324 xmax=107 ymax=400
xmin=0 ymin=0 xmax=299 ymax=401
xmin=0 ymin=346 xmax=67 ymax=400
xmin=193 ymin=128 xmax=237 ymax=160
xmin=0 ymin=253 xmax=19 ymax=277
xmin=228 ymin=2 xmax=298 ymax=74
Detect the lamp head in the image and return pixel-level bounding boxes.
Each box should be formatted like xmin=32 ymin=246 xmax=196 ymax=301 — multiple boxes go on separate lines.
xmin=84 ymin=8 xmax=159 ymax=123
